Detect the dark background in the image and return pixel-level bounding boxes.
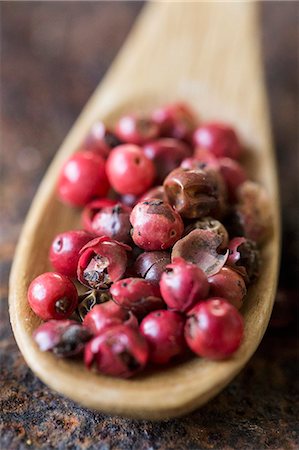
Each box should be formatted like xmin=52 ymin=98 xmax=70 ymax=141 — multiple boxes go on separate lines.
xmin=0 ymin=2 xmax=298 ymax=449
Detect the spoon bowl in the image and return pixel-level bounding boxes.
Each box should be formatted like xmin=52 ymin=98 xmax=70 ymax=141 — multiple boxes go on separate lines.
xmin=9 ymin=2 xmax=280 ymax=419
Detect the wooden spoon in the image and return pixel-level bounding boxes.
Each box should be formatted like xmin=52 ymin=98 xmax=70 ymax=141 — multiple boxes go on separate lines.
xmin=9 ymin=2 xmax=280 ymax=420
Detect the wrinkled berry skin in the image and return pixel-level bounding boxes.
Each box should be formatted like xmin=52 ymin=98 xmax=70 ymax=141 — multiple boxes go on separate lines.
xmin=110 ymin=278 xmax=164 ymax=317
xmin=143 ymin=138 xmax=191 ymax=184
xmin=83 ymin=301 xmax=138 ymax=335
xmin=77 ymin=237 xmax=131 ymax=289
xmin=106 ymin=144 xmax=156 ymax=195
xmin=82 ymin=199 xmax=118 ymax=233
xmin=163 ymin=167 xmax=223 ymax=219
xmin=85 ymin=325 xmax=149 ymax=378
xmin=140 ymin=310 xmax=186 ymax=364
xmin=152 ymin=103 xmax=197 ymax=142
xmin=115 ymin=114 xmax=160 ymax=145
xmin=57 ymin=152 xmax=109 ymax=207
xmin=134 ymin=251 xmax=171 ymax=283
xmin=193 ymin=123 xmax=242 ymax=160
xmin=33 ymin=320 xmax=92 ymax=357
xmin=160 ymin=258 xmax=209 ymax=312
xmin=218 ymin=157 xmax=247 ymax=201
xmin=49 ymin=230 xmax=94 ymax=278
xmin=227 ymin=237 xmax=260 ymax=283
xmin=185 ymin=298 xmax=244 ymax=359
xmin=86 ymin=203 xmax=132 ymax=243
xmin=208 ymin=267 xmax=247 ymax=309
xmin=183 ymin=217 xmax=229 ymax=250
xmin=28 ymin=272 xmax=78 ymax=320
xmin=130 ymin=199 xmax=184 ymax=251
xmin=82 ymin=121 xmax=122 ymax=159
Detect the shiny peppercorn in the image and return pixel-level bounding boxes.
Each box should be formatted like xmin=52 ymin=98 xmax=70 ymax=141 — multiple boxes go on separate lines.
xmin=193 ymin=122 xmax=242 ymax=159
xmin=82 ymin=121 xmax=122 ymax=158
xmin=115 ymin=114 xmax=160 ymax=145
xmin=208 ymin=267 xmax=247 ymax=309
xmin=134 ymin=251 xmax=171 ymax=283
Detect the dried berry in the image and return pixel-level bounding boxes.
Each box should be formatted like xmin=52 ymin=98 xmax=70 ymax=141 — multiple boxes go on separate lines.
xmin=33 ymin=320 xmax=92 ymax=357
xmin=82 ymin=121 xmax=122 ymax=158
xmin=110 ymin=278 xmax=164 ymax=317
xmin=86 ymin=203 xmax=132 ymax=243
xmin=227 ymin=237 xmax=260 ymax=283
xmin=130 ymin=199 xmax=184 ymax=251
xmin=28 ymin=272 xmax=78 ymax=320
xmin=115 ymin=114 xmax=160 ymax=145
xmin=49 ymin=230 xmax=94 ymax=278
xmin=183 ymin=217 xmax=229 ymax=250
xmin=139 ymin=185 xmax=167 ymax=203
xmin=82 ymin=199 xmax=118 ymax=233
xmin=185 ymin=298 xmax=244 ymax=359
xmin=160 ymin=258 xmax=209 ymax=312
xmin=140 ymin=310 xmax=186 ymax=364
xmin=134 ymin=251 xmax=171 ymax=283
xmin=152 ymin=102 xmax=197 ymax=142
xmin=193 ymin=122 xmax=242 ymax=159
xmin=85 ymin=325 xmax=149 ymax=378
xmin=218 ymin=157 xmax=247 ymax=201
xmin=208 ymin=267 xmax=247 ymax=309
xmin=77 ymin=237 xmax=131 ymax=289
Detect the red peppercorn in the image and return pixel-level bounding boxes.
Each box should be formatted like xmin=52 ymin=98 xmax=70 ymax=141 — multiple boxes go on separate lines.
xmin=160 ymin=258 xmax=209 ymax=312
xmin=115 ymin=114 xmax=160 ymax=145
xmin=83 ymin=301 xmax=138 ymax=335
xmin=185 ymin=298 xmax=244 ymax=359
xmin=193 ymin=148 xmax=220 ymax=167
xmin=49 ymin=230 xmax=94 ymax=278
xmin=85 ymin=324 xmax=149 ymax=378
xmin=82 ymin=121 xmax=122 ymax=159
xmin=152 ymin=102 xmax=197 ymax=142
xmin=143 ymin=138 xmax=191 ymax=184
xmin=193 ymin=123 xmax=242 ymax=160
xmin=218 ymin=157 xmax=247 ymax=201
xmin=84 ymin=203 xmax=132 ymax=244
xmin=208 ymin=267 xmax=247 ymax=309
xmin=139 ymin=185 xmax=167 ymax=203
xmin=140 ymin=310 xmax=186 ymax=364
xmin=134 ymin=251 xmax=171 ymax=283
xmin=28 ymin=272 xmax=78 ymax=320
xmin=57 ymin=151 xmax=110 ymax=207
xmin=106 ymin=144 xmax=156 ymax=195
xmin=130 ymin=199 xmax=184 ymax=251
xmin=227 ymin=237 xmax=260 ymax=283
xmin=82 ymin=198 xmax=118 ymax=233
xmin=110 ymin=277 xmax=164 ymax=317
xmin=33 ymin=320 xmax=92 ymax=357
xmin=77 ymin=236 xmax=131 ymax=289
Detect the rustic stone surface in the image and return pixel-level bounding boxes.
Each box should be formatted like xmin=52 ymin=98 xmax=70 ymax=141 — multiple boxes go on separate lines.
xmin=0 ymin=2 xmax=298 ymax=449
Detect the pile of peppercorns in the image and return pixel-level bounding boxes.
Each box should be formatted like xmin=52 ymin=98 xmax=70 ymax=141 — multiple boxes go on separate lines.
xmin=28 ymin=103 xmax=272 ymax=378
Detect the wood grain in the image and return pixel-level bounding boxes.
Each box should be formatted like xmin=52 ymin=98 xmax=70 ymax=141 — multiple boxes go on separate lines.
xmin=9 ymin=2 xmax=280 ymax=419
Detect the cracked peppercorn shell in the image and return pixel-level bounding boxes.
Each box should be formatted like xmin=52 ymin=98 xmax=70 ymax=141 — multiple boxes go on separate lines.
xmin=134 ymin=251 xmax=171 ymax=283
xmin=106 ymin=144 xmax=156 ymax=195
xmin=193 ymin=122 xmax=242 ymax=160
xmin=163 ymin=167 xmax=222 ymax=219
xmin=130 ymin=199 xmax=184 ymax=251
xmin=115 ymin=114 xmax=160 ymax=145
xmin=208 ymin=267 xmax=247 ymax=309
xmin=183 ymin=217 xmax=229 ymax=250
xmin=140 ymin=310 xmax=186 ymax=364
xmin=185 ymin=298 xmax=244 ymax=359
xmin=82 ymin=198 xmax=118 ymax=233
xmin=89 ymin=203 xmax=132 ymax=244
xmin=160 ymin=258 xmax=209 ymax=312
xmin=227 ymin=237 xmax=260 ymax=283
xmin=33 ymin=320 xmax=92 ymax=357
xmin=110 ymin=277 xmax=164 ymax=318
xmin=28 ymin=272 xmax=78 ymax=320
xmin=143 ymin=138 xmax=192 ymax=184
xmin=83 ymin=301 xmax=138 ymax=335
xmin=57 ymin=151 xmax=110 ymax=207
xmin=85 ymin=324 xmax=149 ymax=378
xmin=77 ymin=237 xmax=130 ymax=289
xmin=49 ymin=230 xmax=94 ymax=278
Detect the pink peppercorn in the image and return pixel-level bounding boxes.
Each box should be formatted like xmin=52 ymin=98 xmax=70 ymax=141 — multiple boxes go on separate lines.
xmin=160 ymin=258 xmax=209 ymax=312
xmin=185 ymin=298 xmax=244 ymax=359
xmin=130 ymin=199 xmax=184 ymax=251
xmin=152 ymin=102 xmax=197 ymax=142
xmin=106 ymin=144 xmax=156 ymax=195
xmin=49 ymin=230 xmax=94 ymax=278
xmin=140 ymin=310 xmax=186 ymax=364
xmin=115 ymin=114 xmax=160 ymax=145
xmin=85 ymin=324 xmax=149 ymax=378
xmin=28 ymin=272 xmax=78 ymax=320
xmin=208 ymin=267 xmax=247 ymax=309
xmin=82 ymin=121 xmax=122 ymax=159
xmin=193 ymin=123 xmax=242 ymax=160
xmin=57 ymin=151 xmax=110 ymax=207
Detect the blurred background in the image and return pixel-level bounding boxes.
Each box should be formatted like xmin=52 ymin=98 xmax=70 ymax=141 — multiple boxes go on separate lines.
xmin=1 ymin=2 xmax=298 ymax=449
